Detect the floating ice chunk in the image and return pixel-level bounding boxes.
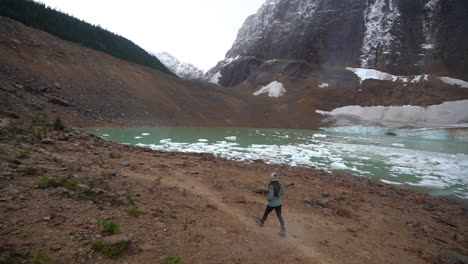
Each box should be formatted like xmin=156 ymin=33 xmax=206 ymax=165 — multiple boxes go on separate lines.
xmin=102 ymin=134 xmax=110 ymax=137
xmin=253 ymin=81 xmax=286 ymax=98
xmin=318 ymin=83 xmax=329 ymax=88
xmin=312 ymin=134 xmax=328 ymax=138
xmin=134 ymin=136 xmax=143 ymax=139
xmin=198 ymin=139 xmax=208 ymax=142
xmin=225 ymin=136 xmax=237 ymax=141
xmin=142 ymin=133 xmax=151 ymax=136
xmin=438 ymin=77 xmax=468 ymax=88
xmin=330 ymin=162 xmax=349 ymax=170
xmin=208 ymin=72 xmax=222 ymax=85
xmin=160 ymin=138 xmax=172 ymax=143
xmin=392 ymin=143 xmax=405 ymax=147
xmin=380 ymin=179 xmax=403 ymax=185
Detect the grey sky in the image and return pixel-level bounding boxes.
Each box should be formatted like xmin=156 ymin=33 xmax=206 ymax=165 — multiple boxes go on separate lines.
xmin=34 ymin=0 xmax=266 ymax=71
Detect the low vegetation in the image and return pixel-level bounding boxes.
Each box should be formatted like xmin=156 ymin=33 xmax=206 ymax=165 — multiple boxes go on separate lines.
xmin=91 ymin=241 xmax=129 ymax=259
xmin=31 ymin=248 xmax=51 ymax=264
xmin=99 ymin=220 xmax=120 ymax=235
xmin=22 ymin=167 xmax=38 ymax=175
xmin=162 ymin=256 xmax=183 ymax=264
xmin=125 ymin=208 xmax=141 ymax=217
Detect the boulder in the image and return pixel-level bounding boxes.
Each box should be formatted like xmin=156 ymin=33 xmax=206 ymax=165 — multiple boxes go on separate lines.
xmin=436 ymin=251 xmax=468 ymax=264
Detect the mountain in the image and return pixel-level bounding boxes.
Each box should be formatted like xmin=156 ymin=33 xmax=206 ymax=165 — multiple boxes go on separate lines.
xmin=156 ymin=52 xmax=204 ymax=80
xmin=207 ymin=0 xmax=468 ymax=88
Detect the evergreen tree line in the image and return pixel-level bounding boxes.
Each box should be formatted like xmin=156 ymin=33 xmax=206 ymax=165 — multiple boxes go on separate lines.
xmin=0 ymin=0 xmax=175 ymax=76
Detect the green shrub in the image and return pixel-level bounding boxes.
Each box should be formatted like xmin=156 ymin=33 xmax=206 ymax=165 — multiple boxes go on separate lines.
xmin=22 ymin=167 xmax=38 ymax=175
xmin=91 ymin=241 xmax=129 ymax=259
xmin=0 ymin=253 xmax=8 ymax=264
xmin=125 ymin=208 xmax=141 ymax=218
xmin=17 ymin=150 xmax=29 ymax=159
xmin=37 ymin=176 xmax=58 ymax=188
xmin=31 ymin=248 xmax=51 ymax=264
xmin=53 ymin=117 xmax=65 ymax=131
xmin=126 ymin=193 xmax=136 ymax=204
xmin=99 ymin=220 xmax=120 ymax=234
xmin=163 ymin=256 xmax=183 ymax=264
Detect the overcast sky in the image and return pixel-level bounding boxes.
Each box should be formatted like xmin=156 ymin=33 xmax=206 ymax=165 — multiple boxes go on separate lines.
xmin=34 ymin=0 xmax=265 ymax=71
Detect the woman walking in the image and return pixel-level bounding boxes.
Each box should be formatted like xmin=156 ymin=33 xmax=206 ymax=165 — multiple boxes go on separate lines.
xmin=256 ymin=172 xmax=286 ymax=237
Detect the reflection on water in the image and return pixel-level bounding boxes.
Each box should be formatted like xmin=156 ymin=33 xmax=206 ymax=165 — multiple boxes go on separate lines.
xmin=91 ymin=126 xmax=468 ymax=199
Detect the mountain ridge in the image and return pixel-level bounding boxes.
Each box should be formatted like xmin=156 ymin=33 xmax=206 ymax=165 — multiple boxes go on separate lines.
xmin=156 ymin=52 xmax=204 ymax=80
xmin=208 ymin=0 xmax=468 ymax=88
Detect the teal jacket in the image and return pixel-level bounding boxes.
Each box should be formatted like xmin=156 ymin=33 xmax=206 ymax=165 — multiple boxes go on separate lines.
xmin=267 ymin=184 xmax=284 ymax=207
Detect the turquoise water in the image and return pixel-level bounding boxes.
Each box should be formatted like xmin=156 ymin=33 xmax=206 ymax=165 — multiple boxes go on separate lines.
xmin=92 ymin=126 xmax=468 ymax=199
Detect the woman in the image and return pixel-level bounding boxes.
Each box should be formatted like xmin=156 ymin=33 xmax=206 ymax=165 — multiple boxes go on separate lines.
xmin=256 ymin=172 xmax=286 ymax=237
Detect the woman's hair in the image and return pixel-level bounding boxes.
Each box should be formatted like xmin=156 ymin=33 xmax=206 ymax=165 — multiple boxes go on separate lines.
xmin=269 ymin=181 xmax=281 ymax=197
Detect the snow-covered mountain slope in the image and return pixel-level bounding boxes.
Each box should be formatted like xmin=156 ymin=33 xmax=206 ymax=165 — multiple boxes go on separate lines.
xmin=156 ymin=52 xmax=204 ymax=80
xmin=207 ymin=0 xmax=467 ymax=88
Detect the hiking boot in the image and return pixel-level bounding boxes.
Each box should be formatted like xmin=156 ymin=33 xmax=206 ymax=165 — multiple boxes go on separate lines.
xmin=278 ymin=230 xmax=287 ymax=237
xmin=256 ymin=218 xmax=264 ymax=227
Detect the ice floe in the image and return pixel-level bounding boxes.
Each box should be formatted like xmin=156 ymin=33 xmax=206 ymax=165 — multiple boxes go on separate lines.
xmin=253 ymin=81 xmax=286 ymax=98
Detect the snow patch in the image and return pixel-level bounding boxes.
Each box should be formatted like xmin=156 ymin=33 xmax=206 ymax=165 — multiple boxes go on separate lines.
xmin=346 ymin=67 xmax=429 ymax=84
xmin=438 ymin=77 xmax=468 ymax=88
xmin=253 ymin=81 xmax=286 ymax=98
xmin=318 ymin=83 xmax=329 ymax=88
xmin=208 ymin=72 xmax=222 ymax=85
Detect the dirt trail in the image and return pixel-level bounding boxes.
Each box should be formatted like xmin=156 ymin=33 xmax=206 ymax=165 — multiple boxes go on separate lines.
xmin=132 ymin=168 xmax=330 ymax=263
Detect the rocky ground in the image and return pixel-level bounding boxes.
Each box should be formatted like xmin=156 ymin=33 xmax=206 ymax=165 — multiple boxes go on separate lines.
xmin=1 ymin=116 xmax=467 ymax=264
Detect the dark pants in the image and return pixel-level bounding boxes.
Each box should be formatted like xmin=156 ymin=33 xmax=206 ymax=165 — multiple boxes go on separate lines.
xmin=261 ymin=205 xmax=285 ymax=231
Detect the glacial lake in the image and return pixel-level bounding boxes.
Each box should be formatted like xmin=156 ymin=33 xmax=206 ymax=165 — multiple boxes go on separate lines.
xmin=92 ymin=126 xmax=468 ymax=200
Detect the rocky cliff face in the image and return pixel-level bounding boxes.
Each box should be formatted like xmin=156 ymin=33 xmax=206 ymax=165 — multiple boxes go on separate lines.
xmin=156 ymin=52 xmax=204 ymax=80
xmin=207 ymin=0 xmax=468 ymax=87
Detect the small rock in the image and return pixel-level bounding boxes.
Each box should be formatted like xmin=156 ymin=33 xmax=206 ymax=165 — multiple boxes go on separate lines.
xmin=54 ymin=82 xmax=61 ymax=89
xmin=254 ymin=187 xmax=268 ymax=195
xmin=57 ymin=133 xmax=67 ymax=141
xmin=119 ymin=160 xmax=130 ymax=167
xmin=91 ymin=155 xmax=104 ymax=165
xmin=41 ymin=138 xmax=55 ymax=145
xmin=101 ymin=234 xmax=131 ymax=246
xmin=114 ymin=197 xmax=130 ymax=206
xmin=48 ymin=97 xmax=70 ymax=107
xmin=14 ymin=83 xmax=24 ymax=89
xmin=453 ymin=233 xmax=464 ymax=242
xmin=109 ymin=151 xmax=121 ymax=159
xmin=234 ymin=196 xmax=247 ymax=203
xmin=50 ymin=245 xmax=62 ymax=251
xmin=67 ymin=162 xmax=82 ymax=172
xmin=155 ymin=222 xmax=166 ymax=229
xmin=334 ymin=207 xmax=352 ymax=218
xmin=214 ymin=226 xmax=228 ymax=235
xmin=206 ymin=203 xmax=218 ymax=210
xmin=436 ymin=251 xmax=468 ymax=264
